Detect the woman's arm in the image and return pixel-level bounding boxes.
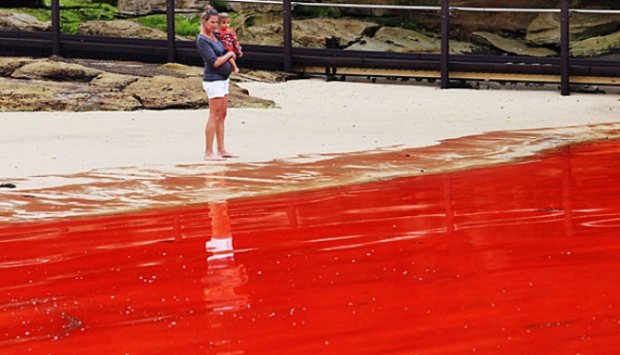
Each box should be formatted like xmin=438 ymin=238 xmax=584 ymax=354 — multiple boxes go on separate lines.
xmin=213 ymin=51 xmax=236 ymax=68
xmin=197 ymin=36 xmax=236 ymax=68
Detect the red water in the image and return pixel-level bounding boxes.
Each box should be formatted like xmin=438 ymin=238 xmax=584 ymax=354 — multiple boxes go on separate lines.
xmin=2 ymin=140 xmax=620 ymax=354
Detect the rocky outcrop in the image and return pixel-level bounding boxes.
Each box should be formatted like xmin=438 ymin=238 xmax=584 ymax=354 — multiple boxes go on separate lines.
xmin=0 ymin=78 xmax=92 ymax=111
xmin=0 ymin=58 xmax=276 ymax=112
xmin=117 ymin=0 xmax=209 ymax=16
xmin=372 ymin=26 xmax=477 ymax=54
xmin=0 ymin=56 xmax=34 ymax=76
xmin=78 ymin=20 xmax=189 ymax=40
xmin=571 ymin=29 xmax=620 ymax=57
xmin=12 ymin=61 xmax=103 ymax=81
xmin=474 ymin=31 xmax=557 ymax=57
xmin=0 ymin=10 xmax=50 ymax=32
xmin=124 ymin=75 xmax=208 ymax=109
xmin=243 ymin=19 xmax=478 ymax=54
xmin=242 ymin=18 xmax=379 ymax=48
xmin=527 ymin=13 xmax=620 ymax=45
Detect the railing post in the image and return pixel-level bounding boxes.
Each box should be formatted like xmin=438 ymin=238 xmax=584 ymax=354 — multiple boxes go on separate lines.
xmin=166 ymin=0 xmax=176 ymax=62
xmin=51 ymin=0 xmax=61 ymax=56
xmin=440 ymin=0 xmax=450 ymax=89
xmin=282 ymin=0 xmax=293 ymax=72
xmin=560 ymin=0 xmax=570 ymax=96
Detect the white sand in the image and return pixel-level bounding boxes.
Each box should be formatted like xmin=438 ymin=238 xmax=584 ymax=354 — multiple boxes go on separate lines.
xmin=1 ymin=79 xmax=619 ymax=179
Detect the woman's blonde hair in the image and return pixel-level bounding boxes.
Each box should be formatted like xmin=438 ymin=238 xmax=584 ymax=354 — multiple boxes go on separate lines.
xmin=201 ymin=5 xmax=218 ymax=21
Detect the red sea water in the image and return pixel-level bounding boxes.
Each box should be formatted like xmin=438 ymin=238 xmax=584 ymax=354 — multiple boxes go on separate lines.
xmin=1 ymin=139 xmax=620 ymax=353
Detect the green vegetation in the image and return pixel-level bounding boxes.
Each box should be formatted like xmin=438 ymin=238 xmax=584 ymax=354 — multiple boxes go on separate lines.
xmin=133 ymin=14 xmax=202 ymax=37
xmin=11 ymin=0 xmax=117 ymax=34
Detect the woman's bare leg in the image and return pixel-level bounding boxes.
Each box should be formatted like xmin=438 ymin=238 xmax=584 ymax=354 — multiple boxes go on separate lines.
xmin=205 ymin=97 xmax=226 ymax=160
xmin=216 ymin=95 xmax=237 ymax=157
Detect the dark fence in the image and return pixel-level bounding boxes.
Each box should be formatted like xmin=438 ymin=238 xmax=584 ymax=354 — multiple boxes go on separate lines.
xmin=1 ymin=0 xmax=619 ymax=95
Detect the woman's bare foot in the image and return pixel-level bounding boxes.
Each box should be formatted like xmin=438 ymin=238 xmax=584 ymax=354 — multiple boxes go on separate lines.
xmin=205 ymin=153 xmax=225 ymax=161
xmin=219 ymin=151 xmax=238 ymax=158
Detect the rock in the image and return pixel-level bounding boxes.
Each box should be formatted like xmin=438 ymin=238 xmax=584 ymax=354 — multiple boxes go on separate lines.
xmin=234 ymin=70 xmax=291 ymax=83
xmin=89 ymin=72 xmax=140 ymax=91
xmin=0 ymin=56 xmax=276 ymax=112
xmin=159 ymin=62 xmax=203 ymax=77
xmin=0 ymin=78 xmax=91 ymax=111
xmin=294 ymin=18 xmax=379 ymax=48
xmin=78 ymin=20 xmax=188 ymax=40
xmin=242 ymin=18 xmax=378 ymax=48
xmin=0 ymin=10 xmax=50 ymax=32
xmin=11 ymin=60 xmax=103 ymax=82
xmin=240 ymin=22 xmax=284 ymax=46
xmin=527 ymin=12 xmax=620 ymax=45
xmin=123 ymin=75 xmax=208 ymax=109
xmin=571 ymin=29 xmax=620 ymax=57
xmin=370 ymin=26 xmax=478 ymax=54
xmin=474 ymin=31 xmax=557 ymax=57
xmin=346 ymin=36 xmax=400 ymax=52
xmin=229 ymin=83 xmax=275 ymax=108
xmin=0 ymin=56 xmax=34 ymax=77
xmin=117 ymin=0 xmax=209 ymax=16
xmin=79 ymin=92 xmax=143 ymax=111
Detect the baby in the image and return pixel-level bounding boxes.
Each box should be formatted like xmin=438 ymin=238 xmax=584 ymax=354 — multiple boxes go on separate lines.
xmin=217 ymin=13 xmax=243 ymax=74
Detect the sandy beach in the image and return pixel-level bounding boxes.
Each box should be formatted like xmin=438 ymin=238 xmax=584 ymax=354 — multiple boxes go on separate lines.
xmin=1 ymin=79 xmax=619 ymax=221
xmin=1 ymin=79 xmax=618 ymax=179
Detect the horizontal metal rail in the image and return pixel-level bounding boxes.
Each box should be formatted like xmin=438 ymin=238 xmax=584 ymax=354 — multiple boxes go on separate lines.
xmin=217 ymin=0 xmax=620 ymax=14
xmin=1 ymin=31 xmax=618 ymax=76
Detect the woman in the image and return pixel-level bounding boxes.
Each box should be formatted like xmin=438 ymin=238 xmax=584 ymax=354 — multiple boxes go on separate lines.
xmin=196 ymin=8 xmax=237 ymax=160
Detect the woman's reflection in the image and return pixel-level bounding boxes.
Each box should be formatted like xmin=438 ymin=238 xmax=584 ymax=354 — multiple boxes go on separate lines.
xmin=202 ymin=200 xmax=248 ymax=313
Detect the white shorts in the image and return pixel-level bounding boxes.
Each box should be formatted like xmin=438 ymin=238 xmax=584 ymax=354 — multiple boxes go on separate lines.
xmin=202 ymin=79 xmax=229 ymax=99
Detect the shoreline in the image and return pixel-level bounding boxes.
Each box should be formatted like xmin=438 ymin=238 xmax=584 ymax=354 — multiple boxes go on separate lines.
xmin=1 ymin=78 xmax=618 ymax=179
xmin=1 ymin=79 xmax=619 ymax=221
xmin=2 ymin=122 xmax=620 ymax=222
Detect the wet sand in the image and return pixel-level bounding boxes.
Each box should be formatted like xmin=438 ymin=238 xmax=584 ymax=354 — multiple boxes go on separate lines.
xmin=1 ymin=80 xmax=619 ymax=221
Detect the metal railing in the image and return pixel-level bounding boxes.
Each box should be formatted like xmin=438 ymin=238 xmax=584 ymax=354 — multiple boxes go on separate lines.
xmin=1 ymin=0 xmax=619 ymax=95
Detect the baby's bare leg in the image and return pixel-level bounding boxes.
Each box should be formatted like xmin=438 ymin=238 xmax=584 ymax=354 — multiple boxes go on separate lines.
xmin=229 ymin=58 xmax=239 ymax=74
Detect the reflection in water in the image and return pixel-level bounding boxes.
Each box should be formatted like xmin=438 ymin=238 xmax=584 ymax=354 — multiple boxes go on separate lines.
xmin=2 ymin=140 xmax=620 ymax=353
xmin=203 ymin=201 xmax=248 ymax=313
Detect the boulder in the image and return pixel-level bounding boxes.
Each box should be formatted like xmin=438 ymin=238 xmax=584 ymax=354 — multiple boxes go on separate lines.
xmin=527 ymin=12 xmax=620 ymax=45
xmin=0 ymin=56 xmax=34 ymax=77
xmin=0 ymin=10 xmax=50 ymax=32
xmin=11 ymin=60 xmax=103 ymax=82
xmin=474 ymin=31 xmax=557 ymax=57
xmin=571 ymin=29 xmax=620 ymax=57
